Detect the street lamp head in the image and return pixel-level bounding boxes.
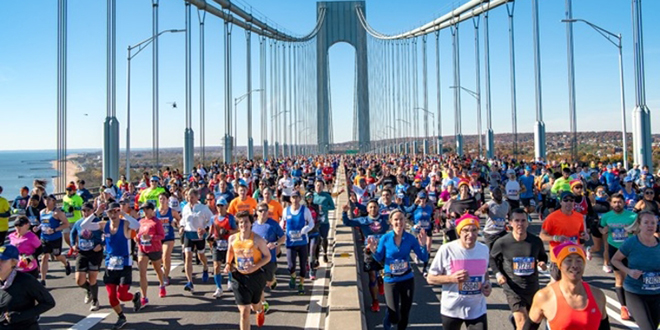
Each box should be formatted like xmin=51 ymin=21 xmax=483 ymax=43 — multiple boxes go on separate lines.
xmin=561 ymin=19 xmax=577 ymax=23
xmin=169 ymin=29 xmax=187 ymax=33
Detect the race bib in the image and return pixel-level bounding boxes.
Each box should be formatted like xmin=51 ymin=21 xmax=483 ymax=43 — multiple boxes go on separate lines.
xmin=79 ymin=240 xmax=94 ymax=251
xmin=215 ymin=240 xmax=229 ymax=251
xmin=418 ymin=220 xmax=430 ymax=229
xmin=568 ymin=236 xmax=579 ymax=244
xmin=390 ymin=259 xmax=409 ymax=276
xmin=492 ymin=217 xmax=506 ymax=230
xmin=108 ymin=256 xmax=125 ymax=270
xmin=458 ymin=276 xmax=483 ymax=295
xmin=642 ymin=272 xmax=660 ymax=291
xmin=140 ymin=238 xmax=152 ymax=247
xmin=512 ymin=257 xmax=535 ymax=276
xmin=611 ymin=227 xmax=628 ymax=243
xmin=237 ymin=257 xmax=254 ymax=272
xmin=289 ymin=230 xmax=303 ymax=242
xmin=65 ymin=212 xmax=74 ymax=218
xmin=159 ymin=217 xmax=171 ymax=228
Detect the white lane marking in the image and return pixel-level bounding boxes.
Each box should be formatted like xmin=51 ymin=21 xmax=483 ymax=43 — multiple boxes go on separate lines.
xmin=304 ymin=266 xmax=330 ymax=330
xmin=170 ymin=261 xmax=183 ymax=272
xmin=67 ymin=312 xmax=110 ymax=330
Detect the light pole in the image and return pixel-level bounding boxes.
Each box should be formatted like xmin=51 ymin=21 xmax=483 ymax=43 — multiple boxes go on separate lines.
xmin=562 ymin=18 xmax=628 ymax=169
xmin=126 ymin=28 xmax=185 ymax=181
xmin=234 ymin=89 xmax=263 ymax=159
xmin=415 ymin=108 xmax=435 ymax=137
xmin=450 ymin=86 xmax=482 ymax=157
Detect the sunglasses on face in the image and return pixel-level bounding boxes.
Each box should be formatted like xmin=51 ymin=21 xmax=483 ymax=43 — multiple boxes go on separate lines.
xmin=645 ymin=191 xmax=655 ymax=195
xmin=562 ymin=198 xmax=575 ymax=203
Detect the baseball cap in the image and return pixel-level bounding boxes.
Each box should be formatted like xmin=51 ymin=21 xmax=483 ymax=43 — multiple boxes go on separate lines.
xmin=506 ymin=169 xmax=515 ymax=175
xmin=107 ymin=202 xmax=122 ymax=211
xmin=103 ymin=188 xmax=114 ymax=195
xmin=215 ymin=198 xmax=228 ymax=206
xmin=560 ymin=191 xmax=575 ymax=201
xmin=417 ymin=191 xmax=427 ymax=199
xmin=150 ymin=176 xmax=160 ymax=181
xmin=66 ymin=183 xmax=76 ymax=191
xmin=291 ymin=191 xmax=301 ymax=198
xmin=243 ymin=169 xmax=251 ymax=174
xmin=624 ymin=176 xmax=634 ymax=183
xmin=139 ymin=201 xmax=156 ymax=210
xmin=0 ymin=245 xmax=19 ymax=261
xmin=305 ymin=191 xmax=314 ymax=199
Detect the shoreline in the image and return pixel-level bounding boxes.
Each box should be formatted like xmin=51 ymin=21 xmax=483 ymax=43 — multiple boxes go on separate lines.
xmin=50 ymin=154 xmax=82 ymax=193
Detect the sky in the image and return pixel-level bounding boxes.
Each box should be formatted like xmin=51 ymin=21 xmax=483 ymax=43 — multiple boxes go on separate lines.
xmin=1 ymin=0 xmax=659 ymax=151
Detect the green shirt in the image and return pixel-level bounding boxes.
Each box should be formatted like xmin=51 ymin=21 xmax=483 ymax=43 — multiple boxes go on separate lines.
xmin=138 ymin=187 xmax=167 ymax=208
xmin=313 ymin=192 xmax=335 ymax=221
xmin=551 ymin=177 xmax=572 ymax=195
xmin=600 ymin=209 xmax=637 ymax=248
xmin=62 ymin=194 xmax=84 ymax=223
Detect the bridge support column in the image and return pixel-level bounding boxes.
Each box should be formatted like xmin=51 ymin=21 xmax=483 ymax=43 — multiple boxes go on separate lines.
xmin=223 ymin=18 xmax=233 ymax=164
xmin=531 ymin=0 xmax=546 ymax=161
xmin=423 ymin=140 xmax=429 ymax=156
xmin=183 ymin=1 xmax=194 ymax=173
xmin=484 ymin=11 xmax=494 ymax=159
xmin=103 ymin=0 xmax=120 ymax=182
xmin=632 ymin=0 xmax=653 ymax=169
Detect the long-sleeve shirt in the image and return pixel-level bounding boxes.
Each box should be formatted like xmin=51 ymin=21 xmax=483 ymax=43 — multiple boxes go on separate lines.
xmin=372 ymin=231 xmax=428 ymax=283
xmin=403 ymin=204 xmax=434 ymax=230
xmin=0 ymin=271 xmax=55 ymax=329
xmin=136 ymin=217 xmax=165 ymax=253
xmin=341 ymin=212 xmax=390 ymax=246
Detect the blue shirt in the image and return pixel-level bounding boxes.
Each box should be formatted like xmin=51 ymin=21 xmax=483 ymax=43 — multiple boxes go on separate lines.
xmin=342 ymin=212 xmax=390 ymax=246
xmin=372 ymin=231 xmax=428 ymax=283
xmin=519 ymin=175 xmax=535 ymax=199
xmin=619 ymin=235 xmax=660 ymax=295
xmin=252 ymin=218 xmax=284 ymax=263
xmin=403 ymin=204 xmax=434 ymax=230
xmin=70 ymin=216 xmax=103 ymax=252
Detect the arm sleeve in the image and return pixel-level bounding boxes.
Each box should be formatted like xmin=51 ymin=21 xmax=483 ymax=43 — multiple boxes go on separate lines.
xmin=428 ymin=246 xmax=445 ymax=276
xmin=79 ymin=215 xmax=100 ymax=231
xmin=0 ymin=200 xmax=10 ymax=218
xmin=326 ymin=194 xmax=336 ymax=211
xmin=537 ymin=238 xmax=549 ymax=263
xmin=153 ymin=222 xmax=165 ymax=241
xmin=403 ymin=204 xmax=418 ymax=214
xmin=10 ymin=277 xmax=56 ymax=323
xmin=122 ymin=213 xmax=140 ymax=230
xmin=342 ymin=212 xmax=360 ymax=227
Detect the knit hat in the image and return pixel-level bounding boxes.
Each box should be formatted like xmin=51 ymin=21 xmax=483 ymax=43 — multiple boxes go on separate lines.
xmin=570 ymin=179 xmax=583 ymax=190
xmin=457 ymin=179 xmax=470 ymax=189
xmin=455 ymin=214 xmax=480 ymax=233
xmin=553 ymin=242 xmax=586 ymax=267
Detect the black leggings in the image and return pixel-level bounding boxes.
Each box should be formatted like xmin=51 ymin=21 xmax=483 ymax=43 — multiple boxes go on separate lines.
xmin=287 ymin=245 xmax=308 ymax=278
xmin=625 ymin=290 xmax=660 ymax=330
xmin=441 ymin=313 xmax=488 ymax=330
xmin=383 ymin=278 xmax=415 ymax=330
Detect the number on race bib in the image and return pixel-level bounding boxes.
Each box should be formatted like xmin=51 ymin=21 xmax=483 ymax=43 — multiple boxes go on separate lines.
xmin=512 ymin=257 xmax=535 ymax=276
xmin=108 ymin=256 xmax=125 ymax=270
xmin=237 ymin=257 xmax=254 ymax=272
xmin=289 ymin=230 xmax=303 ymax=242
xmin=216 ymin=240 xmax=229 ymax=251
xmin=642 ymin=272 xmax=660 ymax=291
xmin=389 ymin=259 xmax=409 ymax=276
xmin=458 ymin=276 xmax=483 ymax=295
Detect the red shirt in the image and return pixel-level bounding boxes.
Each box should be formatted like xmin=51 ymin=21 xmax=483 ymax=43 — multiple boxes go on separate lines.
xmin=137 ymin=216 xmax=165 ymax=253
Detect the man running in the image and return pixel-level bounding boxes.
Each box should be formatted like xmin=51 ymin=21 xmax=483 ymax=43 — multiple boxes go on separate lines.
xmin=207 ymin=197 xmax=237 ymax=297
xmin=490 ymin=208 xmax=548 ymax=330
xmin=312 ymin=179 xmax=336 ymax=263
xmin=228 ymin=184 xmax=259 ymax=217
xmin=284 ymin=191 xmax=315 ymax=295
xmin=252 ymin=202 xmax=285 ymax=312
xmin=39 ymin=194 xmax=71 ymax=286
xmin=63 ymin=183 xmax=84 ymax=257
xmin=70 ymin=202 xmax=104 ymax=311
xmin=179 ymin=189 xmax=214 ymax=293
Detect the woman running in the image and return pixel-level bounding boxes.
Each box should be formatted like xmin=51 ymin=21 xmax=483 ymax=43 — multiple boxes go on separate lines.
xmin=225 ymin=211 xmax=272 ymax=330
xmin=611 ymin=211 xmax=660 ymax=330
xmin=70 ymin=202 xmax=104 ymax=311
xmin=366 ymin=209 xmax=428 ymax=330
xmin=157 ymin=193 xmax=180 ymax=286
xmin=8 ymin=216 xmax=42 ymax=278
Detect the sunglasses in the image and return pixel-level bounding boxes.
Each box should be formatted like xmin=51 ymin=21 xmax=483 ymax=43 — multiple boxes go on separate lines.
xmin=562 ymin=198 xmax=575 ymax=203
xmin=645 ymin=191 xmax=655 ymax=195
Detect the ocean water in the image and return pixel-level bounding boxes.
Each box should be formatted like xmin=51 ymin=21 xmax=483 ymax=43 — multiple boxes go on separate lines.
xmin=0 ymin=150 xmax=59 ymax=198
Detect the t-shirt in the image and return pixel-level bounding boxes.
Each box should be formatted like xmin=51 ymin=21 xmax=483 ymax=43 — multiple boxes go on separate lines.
xmin=519 ymin=175 xmax=535 ymax=199
xmin=227 ymin=197 xmax=258 ymax=216
xmin=252 ymin=219 xmax=285 ymax=263
xmin=542 ymin=210 xmax=585 ymax=263
xmin=267 ymin=199 xmax=284 ymax=222
xmin=600 ymin=210 xmax=637 ymax=248
xmin=505 ymin=180 xmax=521 ymax=201
xmin=490 ymin=233 xmax=548 ymax=296
xmin=483 ymin=200 xmax=510 ymax=235
xmin=619 ymin=236 xmax=660 ymax=295
xmin=428 ymin=240 xmax=489 ymax=320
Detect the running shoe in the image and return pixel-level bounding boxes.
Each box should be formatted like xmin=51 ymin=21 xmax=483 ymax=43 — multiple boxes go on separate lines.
xmin=159 ymin=285 xmax=166 ymax=298
xmin=184 ymin=282 xmax=194 ymax=293
xmin=269 ymin=278 xmax=277 ymax=290
xmin=586 ymin=246 xmax=593 ymax=261
xmin=90 ymin=300 xmax=100 ymax=311
xmin=65 ymin=262 xmax=72 ymax=276
xmin=40 ymin=280 xmax=46 ymax=287
xmin=323 ymin=254 xmax=329 ymax=264
xmin=163 ymin=277 xmax=170 ymax=286
xmin=227 ymin=280 xmax=234 ymax=291
xmin=112 ymin=316 xmax=127 ymax=330
xmin=84 ymin=291 xmax=91 ymax=304
xmin=620 ymin=306 xmax=631 ymax=320
xmin=256 ymin=309 xmax=265 ymax=327
xmin=297 ymin=283 xmax=305 ymax=295
xmin=262 ymin=301 xmax=270 ymax=314
xmin=370 ymin=300 xmax=380 ymax=312
xmin=508 ymin=314 xmax=516 ymax=330
xmin=140 ymin=297 xmax=149 ymax=309
xmin=310 ymin=273 xmax=317 ymax=281
xmin=378 ymin=277 xmax=384 ymax=296
xmin=289 ymin=275 xmax=296 ymax=289
xmin=132 ymin=292 xmax=142 ymax=312
xmin=213 ymin=287 xmax=223 ymax=298
xmin=602 ymin=264 xmax=613 ymax=273
xmin=202 ymin=269 xmax=209 ymax=283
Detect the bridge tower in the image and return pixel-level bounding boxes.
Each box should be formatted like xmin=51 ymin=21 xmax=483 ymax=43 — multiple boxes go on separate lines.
xmin=316 ymin=1 xmax=370 ymax=154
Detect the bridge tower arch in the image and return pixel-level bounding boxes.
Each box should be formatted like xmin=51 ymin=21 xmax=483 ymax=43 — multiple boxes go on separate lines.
xmin=317 ymin=1 xmax=370 ymax=154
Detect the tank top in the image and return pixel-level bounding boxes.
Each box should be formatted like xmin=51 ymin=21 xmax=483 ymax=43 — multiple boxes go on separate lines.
xmin=232 ymin=233 xmax=262 ymax=272
xmin=622 ymin=189 xmax=638 ymax=211
xmin=104 ymin=220 xmax=132 ymax=270
xmin=548 ymin=282 xmax=602 ymax=330
xmin=158 ymin=208 xmax=175 ymax=241
xmin=638 ymin=199 xmax=660 ymax=216
xmin=285 ymin=205 xmax=308 ymax=247
xmin=573 ymin=196 xmax=589 ymax=215
xmin=40 ymin=209 xmax=62 ymax=241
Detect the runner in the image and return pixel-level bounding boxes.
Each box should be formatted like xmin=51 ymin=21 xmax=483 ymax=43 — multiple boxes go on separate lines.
xmin=8 ymin=216 xmax=41 ymax=278
xmin=598 ymin=192 xmax=636 ymax=319
xmin=156 ymin=193 xmax=180 ymax=286
xmin=207 ymin=197 xmax=237 ymax=297
xmin=366 ymin=209 xmax=428 ymax=330
xmin=402 ymin=191 xmax=433 ymax=276
xmin=70 ymin=202 xmax=104 ymax=311
xmin=611 ymin=211 xmax=660 ymax=330
xmin=284 ymin=191 xmax=315 ymax=295
xmin=304 ymin=192 xmax=322 ymax=277
xmin=342 ymin=198 xmax=391 ymax=312
xmin=138 ymin=176 xmax=167 ymax=208
xmin=225 ymin=211 xmax=272 ymax=329
xmin=78 ymin=202 xmax=142 ymax=330
xmin=476 ymin=187 xmax=510 ymax=269
xmin=504 ymin=169 xmax=522 ymax=217
xmin=252 ymin=202 xmax=285 ymax=312
xmin=228 ymin=184 xmax=258 ymax=216
xmin=39 ymin=194 xmax=71 ymax=286
xmin=179 ymin=189 xmax=214 ymax=293
xmin=0 ymin=244 xmax=55 ymax=329
xmin=136 ymin=201 xmax=166 ymax=306
xmin=427 ymin=214 xmax=491 ymax=330
xmin=526 ymin=242 xmax=609 ymax=330
xmin=490 ymin=208 xmax=547 ymax=330
xmin=25 ymin=195 xmax=42 ymax=235
xmin=62 ymin=183 xmax=84 ymax=257
xmin=539 ymin=192 xmax=590 ymax=281
xmin=312 ymin=179 xmax=336 ymax=264
xmin=620 ymin=177 xmax=638 ymax=211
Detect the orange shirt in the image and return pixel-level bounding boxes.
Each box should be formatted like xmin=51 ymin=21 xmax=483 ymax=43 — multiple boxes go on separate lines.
xmin=227 ymin=197 xmax=258 ymax=216
xmin=542 ymin=209 xmax=585 ymax=262
xmin=267 ymin=199 xmax=283 ymax=222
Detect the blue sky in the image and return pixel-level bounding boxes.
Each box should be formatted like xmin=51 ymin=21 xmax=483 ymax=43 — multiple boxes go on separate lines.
xmin=1 ymin=0 xmax=659 ymax=150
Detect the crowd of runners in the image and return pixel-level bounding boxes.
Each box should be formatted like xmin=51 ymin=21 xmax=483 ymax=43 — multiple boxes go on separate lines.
xmin=0 ymin=153 xmax=659 ymax=330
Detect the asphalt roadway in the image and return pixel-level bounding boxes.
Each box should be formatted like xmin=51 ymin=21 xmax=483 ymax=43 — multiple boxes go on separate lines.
xmin=358 ymin=213 xmax=643 ymax=330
